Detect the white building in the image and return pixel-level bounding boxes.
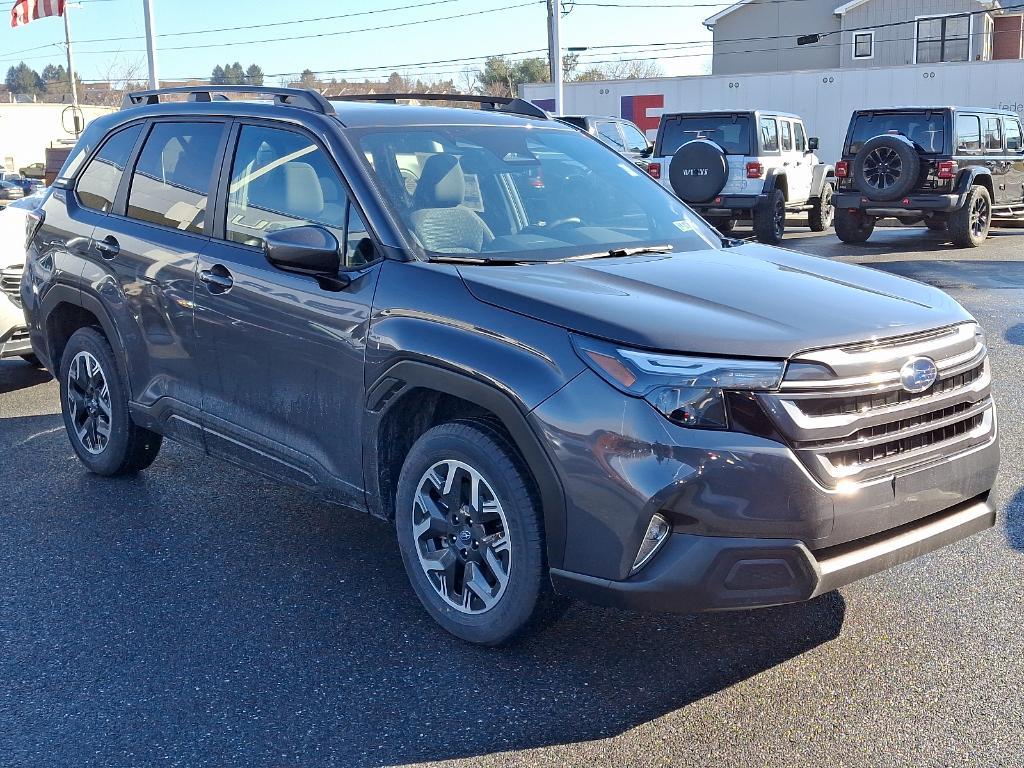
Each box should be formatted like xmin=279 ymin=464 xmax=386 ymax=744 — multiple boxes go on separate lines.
xmin=0 ymin=103 xmax=112 ymax=172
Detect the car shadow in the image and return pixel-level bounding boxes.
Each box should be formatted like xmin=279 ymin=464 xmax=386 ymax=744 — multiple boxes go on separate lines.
xmin=0 ymin=357 xmax=51 ymax=395
xmin=1004 ymin=487 xmax=1024 ymax=552
xmin=1 ymin=427 xmax=846 ymax=767
xmin=1004 ymin=323 xmax=1024 ymax=346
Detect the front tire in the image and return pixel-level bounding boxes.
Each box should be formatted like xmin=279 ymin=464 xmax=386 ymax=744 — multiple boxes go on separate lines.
xmin=808 ymin=184 xmax=834 ymax=232
xmin=835 ymin=208 xmax=875 ymax=244
xmin=395 ymin=421 xmax=558 ymax=645
xmin=948 ymin=185 xmax=991 ymax=248
xmin=753 ymin=189 xmax=786 ymax=244
xmin=59 ymin=327 xmax=162 ymax=476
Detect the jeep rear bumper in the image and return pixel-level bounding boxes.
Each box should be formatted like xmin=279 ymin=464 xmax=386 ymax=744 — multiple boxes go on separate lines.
xmin=550 ymin=494 xmax=994 ymax=612
xmin=834 ymin=190 xmax=962 ymax=215
xmin=691 ymin=193 xmax=768 ymax=217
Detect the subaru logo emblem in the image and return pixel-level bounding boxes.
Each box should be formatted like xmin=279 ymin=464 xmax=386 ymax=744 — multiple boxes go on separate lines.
xmin=899 ymin=356 xmax=938 ymax=393
xmin=458 ymin=530 xmax=473 ymax=545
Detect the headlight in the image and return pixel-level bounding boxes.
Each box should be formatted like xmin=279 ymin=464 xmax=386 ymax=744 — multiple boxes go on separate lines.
xmin=571 ymin=334 xmax=785 ymax=429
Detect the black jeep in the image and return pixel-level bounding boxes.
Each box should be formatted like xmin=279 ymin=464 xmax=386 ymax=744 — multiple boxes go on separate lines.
xmin=833 ymin=107 xmax=1024 ymax=247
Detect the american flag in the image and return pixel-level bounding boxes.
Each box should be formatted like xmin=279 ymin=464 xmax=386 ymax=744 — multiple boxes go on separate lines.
xmin=10 ymin=0 xmax=65 ymax=28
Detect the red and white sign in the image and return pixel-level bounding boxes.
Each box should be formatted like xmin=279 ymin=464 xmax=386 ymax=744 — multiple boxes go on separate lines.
xmin=10 ymin=0 xmax=65 ymax=28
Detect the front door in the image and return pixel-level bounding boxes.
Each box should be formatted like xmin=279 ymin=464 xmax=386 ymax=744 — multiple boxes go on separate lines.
xmin=1003 ymin=115 xmax=1024 ymax=207
xmin=192 ymin=122 xmax=381 ymax=507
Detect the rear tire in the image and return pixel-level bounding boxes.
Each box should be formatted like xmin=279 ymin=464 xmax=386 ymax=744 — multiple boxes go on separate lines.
xmin=753 ymin=189 xmax=786 ymax=244
xmin=948 ymin=185 xmax=991 ymax=248
xmin=58 ymin=327 xmax=162 ymax=476
xmin=395 ymin=420 xmax=563 ymax=645
xmin=808 ymin=184 xmax=834 ymax=232
xmin=835 ymin=208 xmax=875 ymax=244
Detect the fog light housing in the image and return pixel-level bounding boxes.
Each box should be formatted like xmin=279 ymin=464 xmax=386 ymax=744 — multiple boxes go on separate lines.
xmin=631 ymin=513 xmax=671 ymax=574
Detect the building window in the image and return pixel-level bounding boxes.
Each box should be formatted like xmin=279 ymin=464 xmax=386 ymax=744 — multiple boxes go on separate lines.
xmin=916 ymin=14 xmax=970 ymax=64
xmin=853 ymin=31 xmax=874 ymax=59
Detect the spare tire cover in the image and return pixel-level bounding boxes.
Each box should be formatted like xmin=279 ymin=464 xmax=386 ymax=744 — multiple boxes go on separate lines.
xmin=852 ymin=134 xmax=921 ymax=201
xmin=669 ymin=139 xmax=729 ymax=203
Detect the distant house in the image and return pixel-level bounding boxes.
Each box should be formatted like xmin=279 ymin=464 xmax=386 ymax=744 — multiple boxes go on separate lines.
xmin=705 ymin=0 xmax=1024 ymax=75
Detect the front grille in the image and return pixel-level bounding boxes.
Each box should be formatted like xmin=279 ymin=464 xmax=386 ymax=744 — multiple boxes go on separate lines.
xmin=1 ymin=266 xmax=23 ymax=307
xmin=823 ymin=411 xmax=986 ymax=471
xmin=758 ymin=323 xmax=995 ymax=485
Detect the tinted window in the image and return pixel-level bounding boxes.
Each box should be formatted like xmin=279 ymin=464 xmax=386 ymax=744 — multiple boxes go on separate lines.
xmin=596 ymin=122 xmax=625 ymax=150
xmin=794 ymin=122 xmax=807 ymax=152
xmin=127 ymin=122 xmax=223 ymax=233
xmin=226 ymin=124 xmax=347 ymax=248
xmin=620 ymin=122 xmax=650 ymax=153
xmin=760 ymin=118 xmax=779 ymax=152
xmin=956 ymin=115 xmax=982 ymax=151
xmin=657 ymin=115 xmax=752 ymax=155
xmin=1006 ymin=118 xmax=1023 ymax=152
xmin=848 ymin=113 xmax=945 ymax=154
xmin=780 ymin=121 xmax=793 ymax=151
xmin=984 ymin=117 xmax=1003 ymax=151
xmin=76 ymin=124 xmax=142 ymax=212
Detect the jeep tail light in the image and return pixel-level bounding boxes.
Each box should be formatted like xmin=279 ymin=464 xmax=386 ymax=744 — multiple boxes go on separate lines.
xmin=647 ymin=162 xmax=661 ymax=179
xmin=835 ymin=161 xmax=849 ymax=178
xmin=746 ymin=161 xmax=764 ymax=179
xmin=937 ymin=160 xmax=958 ymax=180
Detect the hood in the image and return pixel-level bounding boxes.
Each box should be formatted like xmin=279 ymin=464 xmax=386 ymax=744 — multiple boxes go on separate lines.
xmin=456 ymin=244 xmax=972 ymax=358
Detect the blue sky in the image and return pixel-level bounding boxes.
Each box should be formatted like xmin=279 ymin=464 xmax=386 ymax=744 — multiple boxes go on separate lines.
xmin=0 ymin=0 xmax=729 ymax=85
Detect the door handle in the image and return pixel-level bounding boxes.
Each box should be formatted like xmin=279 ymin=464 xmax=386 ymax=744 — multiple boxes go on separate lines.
xmin=199 ymin=265 xmax=233 ymax=293
xmin=94 ymin=235 xmax=119 ymax=260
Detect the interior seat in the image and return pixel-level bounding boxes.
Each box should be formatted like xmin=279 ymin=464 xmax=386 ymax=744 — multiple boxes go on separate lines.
xmin=408 ymin=154 xmax=493 ymax=253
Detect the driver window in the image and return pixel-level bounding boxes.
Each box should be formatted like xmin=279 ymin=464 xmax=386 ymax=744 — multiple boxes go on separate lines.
xmin=794 ymin=122 xmax=806 ymax=152
xmin=226 ymin=124 xmax=346 ymax=248
xmin=596 ymin=121 xmax=626 ymax=150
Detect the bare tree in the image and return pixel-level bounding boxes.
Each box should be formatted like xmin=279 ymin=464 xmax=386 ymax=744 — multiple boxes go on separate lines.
xmin=600 ymin=59 xmax=664 ymax=80
xmin=83 ymin=57 xmax=148 ymax=107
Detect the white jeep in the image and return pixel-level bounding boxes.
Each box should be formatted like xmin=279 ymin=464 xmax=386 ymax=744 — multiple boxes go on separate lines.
xmin=646 ymin=110 xmax=836 ymax=244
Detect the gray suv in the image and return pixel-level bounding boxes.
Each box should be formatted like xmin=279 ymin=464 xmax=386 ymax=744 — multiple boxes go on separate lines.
xmin=21 ymin=87 xmax=999 ymax=645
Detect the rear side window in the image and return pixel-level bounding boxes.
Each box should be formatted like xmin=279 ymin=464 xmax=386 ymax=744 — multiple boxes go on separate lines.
xmin=780 ymin=121 xmax=793 ymax=151
xmin=984 ymin=117 xmax=1003 ymax=151
xmin=760 ymin=118 xmax=779 ymax=152
xmin=127 ymin=122 xmax=224 ymax=234
xmin=1006 ymin=118 xmax=1023 ymax=152
xmin=956 ymin=115 xmax=981 ymax=151
xmin=76 ymin=124 xmax=143 ymax=212
xmin=226 ymin=124 xmax=347 ymax=249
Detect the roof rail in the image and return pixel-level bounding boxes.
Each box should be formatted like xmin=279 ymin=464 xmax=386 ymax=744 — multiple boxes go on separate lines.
xmin=122 ymin=85 xmax=336 ymax=115
xmin=327 ymin=92 xmax=549 ymax=120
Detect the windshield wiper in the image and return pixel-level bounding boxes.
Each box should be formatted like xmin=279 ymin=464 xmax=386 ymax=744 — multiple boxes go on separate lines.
xmin=558 ymin=245 xmax=674 ymax=262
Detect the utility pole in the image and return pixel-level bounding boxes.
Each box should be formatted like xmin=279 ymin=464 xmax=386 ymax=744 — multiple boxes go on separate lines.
xmin=547 ymin=0 xmax=563 ymax=115
xmin=143 ymin=0 xmax=159 ymax=89
xmin=63 ymin=5 xmax=81 ymax=135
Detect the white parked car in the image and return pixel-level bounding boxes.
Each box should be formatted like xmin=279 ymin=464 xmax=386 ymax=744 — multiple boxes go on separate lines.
xmin=647 ymin=110 xmax=836 ymax=244
xmin=1 ymin=192 xmax=46 ymax=364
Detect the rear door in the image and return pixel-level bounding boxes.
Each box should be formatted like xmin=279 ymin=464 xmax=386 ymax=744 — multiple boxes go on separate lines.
xmin=758 ymin=116 xmax=783 ymax=195
xmin=779 ymin=119 xmax=811 ymax=203
xmin=85 ymin=118 xmax=227 ymax=445
xmin=1003 ymin=116 xmax=1024 ymax=206
xmin=192 ymin=120 xmax=381 ymax=506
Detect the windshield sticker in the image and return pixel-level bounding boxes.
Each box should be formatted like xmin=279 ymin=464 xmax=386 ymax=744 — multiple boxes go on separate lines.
xmin=462 ymin=173 xmax=484 ymax=212
xmin=673 ymin=219 xmax=695 ymax=233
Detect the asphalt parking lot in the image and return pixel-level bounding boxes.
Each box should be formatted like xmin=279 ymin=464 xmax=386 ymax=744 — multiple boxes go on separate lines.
xmin=2 ymin=225 xmax=1023 ymax=768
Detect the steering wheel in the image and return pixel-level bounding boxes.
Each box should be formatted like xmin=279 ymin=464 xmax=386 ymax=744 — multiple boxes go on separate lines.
xmin=544 ymin=217 xmax=582 ymax=231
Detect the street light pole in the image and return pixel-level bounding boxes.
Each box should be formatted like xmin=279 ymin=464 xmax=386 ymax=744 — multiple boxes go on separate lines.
xmin=63 ymin=4 xmax=81 ymax=135
xmin=143 ymin=0 xmax=159 ymax=89
xmin=550 ymin=0 xmax=563 ymax=115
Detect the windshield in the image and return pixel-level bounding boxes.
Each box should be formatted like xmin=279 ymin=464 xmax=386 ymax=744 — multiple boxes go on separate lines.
xmin=848 ymin=112 xmax=946 ymax=154
xmin=351 ymin=124 xmax=720 ymax=262
xmin=657 ymin=115 xmax=752 ymax=156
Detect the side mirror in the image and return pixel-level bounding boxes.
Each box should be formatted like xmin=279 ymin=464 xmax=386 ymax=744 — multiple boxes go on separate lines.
xmin=640 ymin=145 xmax=654 ymax=158
xmin=807 ymin=137 xmax=820 ymax=152
xmin=264 ymin=225 xmax=349 ymax=291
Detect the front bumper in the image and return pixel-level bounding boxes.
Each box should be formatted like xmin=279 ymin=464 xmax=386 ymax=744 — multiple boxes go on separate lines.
xmin=551 ymin=494 xmax=994 ymax=612
xmin=834 ymin=190 xmax=962 ymax=216
xmin=0 ymin=292 xmax=31 ymax=358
